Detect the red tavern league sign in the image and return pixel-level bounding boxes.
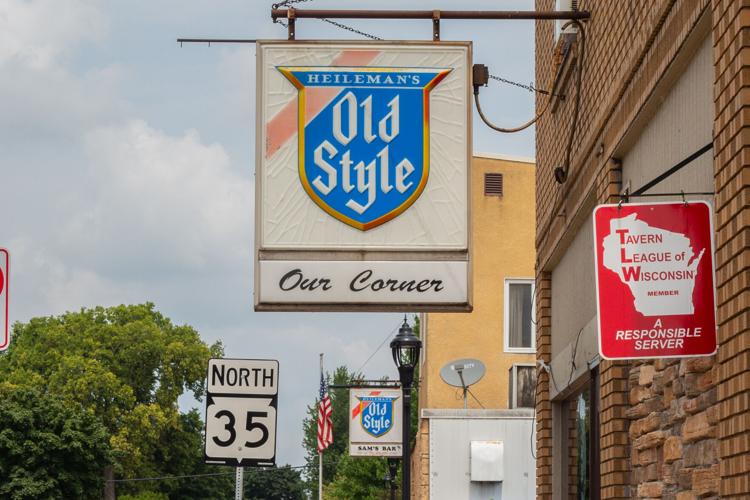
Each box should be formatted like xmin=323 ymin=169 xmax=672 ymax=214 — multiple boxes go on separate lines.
xmin=593 ymin=202 xmax=716 ymax=360
xmin=0 ymin=249 xmax=8 ymax=351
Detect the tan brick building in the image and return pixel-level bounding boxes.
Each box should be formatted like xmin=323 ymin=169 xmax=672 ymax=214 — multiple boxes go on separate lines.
xmin=534 ymin=1 xmax=748 ymax=498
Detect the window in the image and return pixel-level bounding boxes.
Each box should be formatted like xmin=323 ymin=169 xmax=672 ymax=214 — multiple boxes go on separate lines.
xmin=560 ymin=368 xmax=600 ymax=500
xmin=509 ymin=364 xmax=536 ymax=408
xmin=504 ymin=279 xmax=535 ymax=352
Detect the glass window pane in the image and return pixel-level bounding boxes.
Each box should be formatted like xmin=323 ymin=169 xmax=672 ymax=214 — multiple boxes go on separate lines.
xmin=566 ymin=390 xmax=591 ymax=499
xmin=508 ymin=283 xmax=533 ymax=348
xmin=516 ymin=366 xmax=536 ymax=408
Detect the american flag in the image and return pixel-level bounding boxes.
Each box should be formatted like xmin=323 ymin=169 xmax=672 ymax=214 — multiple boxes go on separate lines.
xmin=317 ymin=371 xmax=333 ymax=453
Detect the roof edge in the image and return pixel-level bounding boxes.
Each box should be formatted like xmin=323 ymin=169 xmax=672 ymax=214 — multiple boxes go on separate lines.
xmin=473 ymin=152 xmax=536 ymax=164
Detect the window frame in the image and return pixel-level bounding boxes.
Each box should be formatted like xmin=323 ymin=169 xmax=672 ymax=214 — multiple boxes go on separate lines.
xmin=509 ymin=362 xmax=536 ymax=408
xmin=503 ymin=278 xmax=536 ymax=353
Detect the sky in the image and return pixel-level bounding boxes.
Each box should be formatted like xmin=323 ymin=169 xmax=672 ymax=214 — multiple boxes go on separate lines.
xmin=0 ymin=0 xmax=535 ymax=467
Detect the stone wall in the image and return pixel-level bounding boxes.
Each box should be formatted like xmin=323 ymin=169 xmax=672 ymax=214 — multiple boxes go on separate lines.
xmin=628 ymin=358 xmax=720 ymax=499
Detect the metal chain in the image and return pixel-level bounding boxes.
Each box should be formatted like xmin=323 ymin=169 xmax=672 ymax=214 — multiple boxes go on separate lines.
xmin=489 ymin=73 xmax=556 ymax=96
xmin=318 ymin=18 xmax=383 ymax=40
xmin=272 ymin=0 xmax=313 ymax=8
xmin=272 ymin=0 xmax=314 ymax=27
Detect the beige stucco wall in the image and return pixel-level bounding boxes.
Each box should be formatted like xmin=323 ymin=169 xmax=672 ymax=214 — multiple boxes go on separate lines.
xmin=419 ymin=154 xmax=537 ymax=411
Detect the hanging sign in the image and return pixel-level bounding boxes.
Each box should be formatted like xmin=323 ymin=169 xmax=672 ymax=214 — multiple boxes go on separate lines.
xmin=0 ymin=249 xmax=7 ymax=351
xmin=593 ymin=201 xmax=717 ymax=359
xmin=349 ymin=388 xmax=402 ymax=457
xmin=255 ymin=41 xmax=472 ymax=312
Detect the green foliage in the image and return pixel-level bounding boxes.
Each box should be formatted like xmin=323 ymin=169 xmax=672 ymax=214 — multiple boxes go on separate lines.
xmin=0 ymin=303 xmax=224 ymax=498
xmin=244 ymin=465 xmax=306 ymax=500
xmin=149 ymin=410 xmax=233 ymax=500
xmin=302 ymin=365 xmax=362 ymax=496
xmin=326 ymin=455 xmax=392 ymax=500
xmin=119 ymin=492 xmax=168 ymax=500
xmin=0 ymin=384 xmax=111 ymax=500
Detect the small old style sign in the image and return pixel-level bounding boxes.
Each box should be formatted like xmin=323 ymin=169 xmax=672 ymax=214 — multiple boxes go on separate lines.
xmin=255 ymin=41 xmax=472 ymax=312
xmin=204 ymin=358 xmax=279 ymax=467
xmin=349 ymin=388 xmax=402 ymax=457
xmin=0 ymin=249 xmax=8 ymax=351
xmin=593 ymin=201 xmax=717 ymax=360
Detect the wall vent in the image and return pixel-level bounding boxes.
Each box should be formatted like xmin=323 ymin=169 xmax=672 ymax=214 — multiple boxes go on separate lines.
xmin=484 ymin=172 xmax=503 ymax=197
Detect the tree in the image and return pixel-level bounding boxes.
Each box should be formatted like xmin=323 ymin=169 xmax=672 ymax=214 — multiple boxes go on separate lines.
xmin=154 ymin=410 xmax=234 ymax=500
xmin=326 ymin=454 xmax=392 ymax=500
xmin=244 ymin=465 xmax=306 ymax=499
xmin=302 ymin=365 xmax=361 ymax=496
xmin=0 ymin=303 xmax=223 ymax=498
xmin=0 ymin=384 xmax=111 ymax=500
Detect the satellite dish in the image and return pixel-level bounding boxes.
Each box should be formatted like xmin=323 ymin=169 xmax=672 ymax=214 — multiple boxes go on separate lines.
xmin=440 ymin=358 xmax=485 ymax=408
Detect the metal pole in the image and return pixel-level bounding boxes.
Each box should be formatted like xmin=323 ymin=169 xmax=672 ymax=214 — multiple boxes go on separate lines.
xmin=458 ymin=370 xmax=467 ymax=409
xmin=388 ymin=458 xmax=399 ymax=500
xmin=271 ymin=9 xmax=591 ymax=21
xmin=401 ymin=382 xmax=411 ymax=500
xmin=235 ymin=467 xmax=243 ymax=500
xmin=319 ymin=353 xmax=324 ymax=500
xmin=319 ymin=452 xmax=323 ymax=499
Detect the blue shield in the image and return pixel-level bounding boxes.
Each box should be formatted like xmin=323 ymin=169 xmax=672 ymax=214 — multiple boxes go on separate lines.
xmin=357 ymin=395 xmax=397 ymax=438
xmin=279 ymin=66 xmax=450 ymax=231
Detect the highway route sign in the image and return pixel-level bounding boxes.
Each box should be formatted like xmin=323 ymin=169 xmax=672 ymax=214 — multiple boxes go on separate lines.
xmin=204 ymin=358 xmax=279 ymax=467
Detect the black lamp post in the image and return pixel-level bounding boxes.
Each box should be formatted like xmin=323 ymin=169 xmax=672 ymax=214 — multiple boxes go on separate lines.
xmin=390 ymin=316 xmax=421 ymax=500
xmin=385 ymin=458 xmax=399 ymax=500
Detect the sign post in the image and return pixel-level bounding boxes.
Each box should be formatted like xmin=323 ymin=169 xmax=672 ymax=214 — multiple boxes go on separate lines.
xmin=204 ymin=359 xmax=279 ymax=468
xmin=593 ymin=201 xmax=717 ymax=360
xmin=0 ymin=249 xmax=8 ymax=351
xmin=235 ymin=466 xmax=243 ymax=500
xmin=349 ymin=388 xmax=403 ymax=457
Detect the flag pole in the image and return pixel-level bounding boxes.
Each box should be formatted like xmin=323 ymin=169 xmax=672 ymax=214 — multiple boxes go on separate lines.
xmin=319 ymin=352 xmax=324 ymax=500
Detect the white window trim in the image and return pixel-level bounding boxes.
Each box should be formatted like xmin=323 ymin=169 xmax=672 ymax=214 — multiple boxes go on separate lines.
xmin=503 ymin=278 xmax=536 ymax=353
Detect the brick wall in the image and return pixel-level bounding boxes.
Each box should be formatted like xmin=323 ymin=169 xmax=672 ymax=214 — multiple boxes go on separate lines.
xmin=712 ymin=0 xmax=750 ymax=497
xmin=412 ymin=418 xmax=429 ymax=499
xmin=532 ymin=0 xmax=750 ymax=498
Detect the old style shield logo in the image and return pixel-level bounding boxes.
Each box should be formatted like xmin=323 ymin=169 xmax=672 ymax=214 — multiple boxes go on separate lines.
xmin=278 ymin=66 xmax=451 ymax=231
xmin=356 ymin=395 xmax=398 ymax=438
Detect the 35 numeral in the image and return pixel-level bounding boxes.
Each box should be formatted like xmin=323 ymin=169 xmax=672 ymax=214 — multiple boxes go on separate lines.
xmin=212 ymin=410 xmax=269 ymax=449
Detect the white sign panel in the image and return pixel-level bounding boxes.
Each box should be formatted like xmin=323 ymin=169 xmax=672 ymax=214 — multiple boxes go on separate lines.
xmin=256 ymin=41 xmax=472 ymax=311
xmin=0 ymin=249 xmax=8 ymax=351
xmin=204 ymin=359 xmax=278 ymax=467
xmin=259 ymin=260 xmax=467 ymax=306
xmin=349 ymin=388 xmax=402 ymax=457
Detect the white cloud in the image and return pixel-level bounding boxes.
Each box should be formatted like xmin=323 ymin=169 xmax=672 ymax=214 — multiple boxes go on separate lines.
xmin=6 ymin=237 xmax=136 ymax=319
xmin=0 ymin=0 xmax=107 ymax=69
xmin=59 ymin=120 xmax=253 ymax=276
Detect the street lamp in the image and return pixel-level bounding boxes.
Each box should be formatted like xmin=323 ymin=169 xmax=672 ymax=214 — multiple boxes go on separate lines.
xmin=390 ymin=316 xmax=421 ymax=500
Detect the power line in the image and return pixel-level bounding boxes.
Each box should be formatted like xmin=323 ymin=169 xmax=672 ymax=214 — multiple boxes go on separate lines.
xmin=355 ymin=320 xmax=402 ymax=375
xmin=108 ymin=471 xmax=234 ymax=483
xmin=107 ymin=460 xmax=339 ymax=483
